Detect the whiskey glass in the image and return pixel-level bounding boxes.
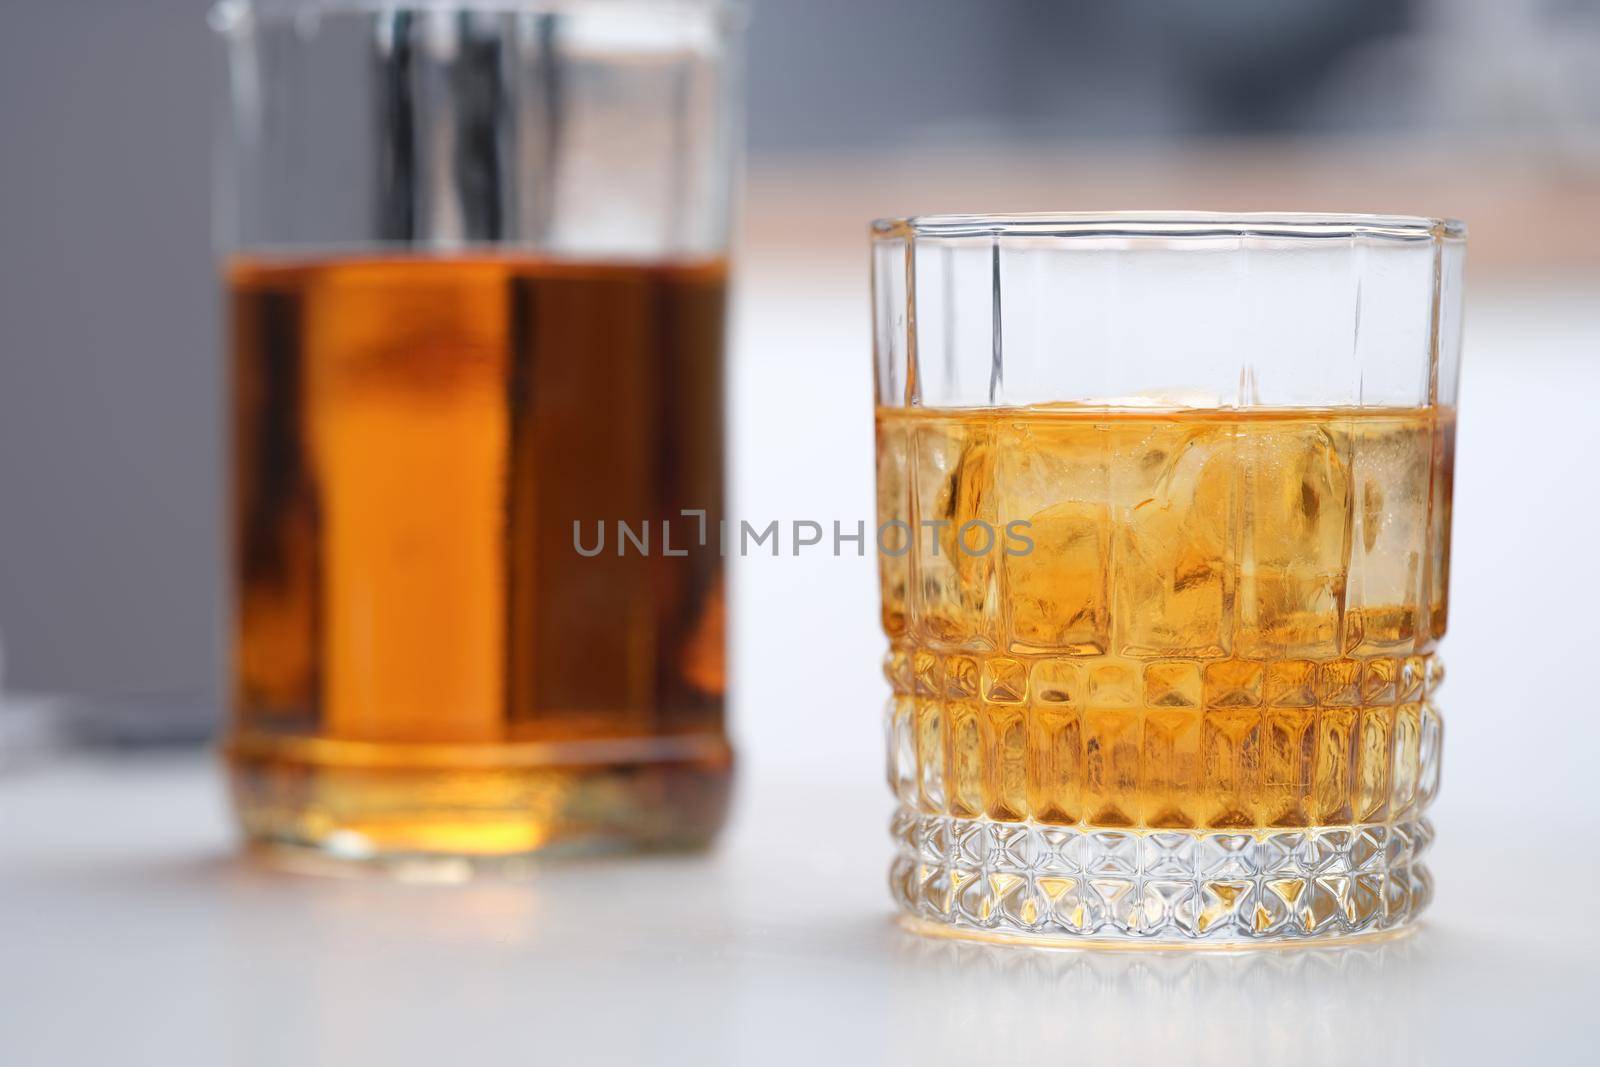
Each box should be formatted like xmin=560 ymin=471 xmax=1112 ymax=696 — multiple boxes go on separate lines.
xmin=874 ymin=213 xmax=1465 ymax=943
xmin=214 ymin=0 xmax=743 ymax=872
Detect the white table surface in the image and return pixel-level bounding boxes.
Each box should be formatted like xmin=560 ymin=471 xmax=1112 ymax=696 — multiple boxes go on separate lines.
xmin=4 ymin=267 xmax=1600 ymax=1066
xmin=0 ymin=753 xmax=1595 ymax=1067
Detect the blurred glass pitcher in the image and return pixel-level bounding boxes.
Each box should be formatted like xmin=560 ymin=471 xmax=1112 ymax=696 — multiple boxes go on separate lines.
xmin=213 ymin=0 xmax=744 ymax=874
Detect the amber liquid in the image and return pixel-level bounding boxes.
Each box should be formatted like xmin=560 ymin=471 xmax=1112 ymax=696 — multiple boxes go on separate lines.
xmin=877 ymin=405 xmax=1454 ymax=831
xmin=228 ymin=255 xmax=731 ymax=863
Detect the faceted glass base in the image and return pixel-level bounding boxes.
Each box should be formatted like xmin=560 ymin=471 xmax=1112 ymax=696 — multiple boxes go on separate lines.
xmin=227 ymin=733 xmax=733 ymax=880
xmin=891 ymin=810 xmax=1433 ymax=945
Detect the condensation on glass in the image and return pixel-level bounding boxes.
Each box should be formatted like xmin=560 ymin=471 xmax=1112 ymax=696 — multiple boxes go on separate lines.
xmin=214 ymin=0 xmax=743 ymax=874
xmin=873 ymin=213 xmax=1465 ymax=944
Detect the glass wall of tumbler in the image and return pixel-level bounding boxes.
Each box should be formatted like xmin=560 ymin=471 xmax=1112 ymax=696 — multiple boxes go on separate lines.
xmin=874 ymin=213 xmax=1464 ymax=944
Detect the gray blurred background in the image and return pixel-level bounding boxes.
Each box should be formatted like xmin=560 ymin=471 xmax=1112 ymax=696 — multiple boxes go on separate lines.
xmin=2 ymin=0 xmax=1598 ymax=716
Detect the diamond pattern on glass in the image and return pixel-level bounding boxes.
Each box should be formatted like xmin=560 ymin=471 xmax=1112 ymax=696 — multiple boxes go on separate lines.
xmin=884 ymin=646 xmax=1444 ymax=942
xmin=893 ymin=811 xmax=1434 ymax=942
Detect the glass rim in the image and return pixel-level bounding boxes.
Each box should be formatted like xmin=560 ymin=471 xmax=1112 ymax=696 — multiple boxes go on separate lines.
xmin=211 ymin=0 xmax=746 ymax=30
xmin=871 ymin=211 xmax=1467 ymax=242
